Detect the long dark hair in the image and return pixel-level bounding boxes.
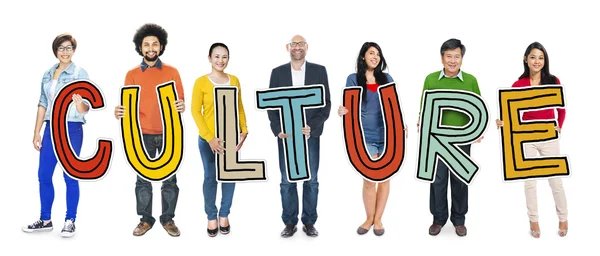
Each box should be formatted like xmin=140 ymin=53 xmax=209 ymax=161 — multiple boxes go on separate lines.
xmin=356 ymin=42 xmax=389 ymax=102
xmin=519 ymin=42 xmax=558 ymax=85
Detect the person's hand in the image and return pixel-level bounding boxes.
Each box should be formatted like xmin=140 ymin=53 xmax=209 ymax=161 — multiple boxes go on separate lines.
xmin=72 ymin=94 xmax=86 ymax=114
xmin=302 ymin=126 xmax=311 ymax=139
xmin=495 ymin=119 xmax=504 ymax=129
xmin=278 ymin=132 xmax=290 ymax=139
xmin=114 ymin=106 xmax=125 ymax=119
xmin=475 ymin=136 xmax=484 ymax=143
xmin=236 ymin=133 xmax=248 ymax=151
xmin=338 ymin=105 xmax=348 ymax=116
xmin=33 ymin=133 xmax=42 ymax=151
xmin=174 ymin=100 xmax=185 ymax=113
xmin=555 ymin=126 xmax=561 ymax=133
xmin=209 ymin=137 xmax=225 ymax=154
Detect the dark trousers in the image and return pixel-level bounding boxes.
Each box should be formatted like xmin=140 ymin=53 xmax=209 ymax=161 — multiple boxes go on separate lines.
xmin=277 ymin=136 xmax=320 ymax=225
xmin=135 ymin=134 xmax=179 ymax=227
xmin=430 ymin=144 xmax=470 ymax=226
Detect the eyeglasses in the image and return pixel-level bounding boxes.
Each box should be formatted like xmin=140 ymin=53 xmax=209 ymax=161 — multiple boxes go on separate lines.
xmin=57 ymin=46 xmax=74 ymax=52
xmin=289 ymin=41 xmax=307 ymax=47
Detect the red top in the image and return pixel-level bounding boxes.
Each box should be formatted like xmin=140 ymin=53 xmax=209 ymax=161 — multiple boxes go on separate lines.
xmin=124 ymin=63 xmax=185 ymax=134
xmin=512 ymin=76 xmax=565 ymax=128
xmin=367 ymin=83 xmax=379 ymax=92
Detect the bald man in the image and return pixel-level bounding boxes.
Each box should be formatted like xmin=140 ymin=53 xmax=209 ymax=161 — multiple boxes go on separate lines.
xmin=266 ymin=35 xmax=331 ymax=237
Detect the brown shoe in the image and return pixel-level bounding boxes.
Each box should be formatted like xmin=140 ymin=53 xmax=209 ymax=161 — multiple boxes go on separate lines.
xmin=429 ymin=224 xmax=442 ymax=236
xmin=455 ymin=225 xmax=467 ymax=237
xmin=133 ymin=221 xmax=152 ymax=236
xmin=163 ymin=220 xmax=180 ymax=237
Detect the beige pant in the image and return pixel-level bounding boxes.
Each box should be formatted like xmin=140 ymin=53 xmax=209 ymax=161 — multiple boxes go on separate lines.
xmin=523 ymin=140 xmax=568 ymax=222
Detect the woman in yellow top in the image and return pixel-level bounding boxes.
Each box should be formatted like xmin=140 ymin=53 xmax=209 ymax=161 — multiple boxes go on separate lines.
xmin=191 ymin=43 xmax=248 ymax=237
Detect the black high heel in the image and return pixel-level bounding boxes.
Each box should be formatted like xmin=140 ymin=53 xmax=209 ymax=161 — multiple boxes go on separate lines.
xmin=207 ymin=227 xmax=218 ymax=237
xmin=219 ymin=225 xmax=230 ymax=235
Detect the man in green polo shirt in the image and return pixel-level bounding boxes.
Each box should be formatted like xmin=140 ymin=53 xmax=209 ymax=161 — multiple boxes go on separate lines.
xmin=418 ymin=38 xmax=482 ymax=237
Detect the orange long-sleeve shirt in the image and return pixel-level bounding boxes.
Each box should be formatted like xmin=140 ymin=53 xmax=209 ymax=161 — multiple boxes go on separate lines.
xmin=124 ymin=59 xmax=185 ymax=134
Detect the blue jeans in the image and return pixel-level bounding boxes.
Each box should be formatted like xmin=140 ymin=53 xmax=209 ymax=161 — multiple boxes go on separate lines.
xmin=198 ymin=136 xmax=235 ymax=220
xmin=366 ymin=141 xmax=385 ymax=156
xmin=38 ymin=121 xmax=82 ymax=221
xmin=135 ymin=134 xmax=179 ymax=227
xmin=277 ymin=136 xmax=320 ymax=225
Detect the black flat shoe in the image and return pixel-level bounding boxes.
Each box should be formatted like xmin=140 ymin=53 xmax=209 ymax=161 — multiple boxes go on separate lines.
xmin=219 ymin=225 xmax=230 ymax=235
xmin=280 ymin=224 xmax=297 ymax=238
xmin=207 ymin=227 xmax=218 ymax=237
xmin=303 ymin=224 xmax=319 ymax=237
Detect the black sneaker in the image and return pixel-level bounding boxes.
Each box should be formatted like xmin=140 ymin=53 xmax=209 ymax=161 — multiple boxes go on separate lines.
xmin=23 ymin=219 xmax=53 ymax=232
xmin=61 ymin=218 xmax=76 ymax=237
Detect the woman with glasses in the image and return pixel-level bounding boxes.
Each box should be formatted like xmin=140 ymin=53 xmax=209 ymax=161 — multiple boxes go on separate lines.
xmin=495 ymin=41 xmax=569 ymax=238
xmin=191 ymin=43 xmax=249 ymax=237
xmin=338 ymin=42 xmax=405 ymax=236
xmin=22 ymin=33 xmax=90 ymax=238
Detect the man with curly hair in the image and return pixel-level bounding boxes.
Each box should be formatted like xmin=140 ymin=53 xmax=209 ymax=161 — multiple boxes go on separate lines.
xmin=114 ymin=23 xmax=186 ymax=237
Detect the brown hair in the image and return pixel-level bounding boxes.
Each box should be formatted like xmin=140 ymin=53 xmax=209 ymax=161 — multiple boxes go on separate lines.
xmin=52 ymin=33 xmax=77 ymax=58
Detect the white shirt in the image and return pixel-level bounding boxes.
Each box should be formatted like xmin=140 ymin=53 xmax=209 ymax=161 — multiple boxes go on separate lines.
xmin=208 ymin=75 xmax=230 ymax=86
xmin=48 ymin=80 xmax=58 ymax=100
xmin=291 ymin=61 xmax=306 ymax=86
xmin=438 ymin=69 xmax=463 ymax=81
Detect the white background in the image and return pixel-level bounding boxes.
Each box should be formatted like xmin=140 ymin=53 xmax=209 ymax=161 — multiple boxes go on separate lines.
xmin=1 ymin=0 xmax=598 ymax=255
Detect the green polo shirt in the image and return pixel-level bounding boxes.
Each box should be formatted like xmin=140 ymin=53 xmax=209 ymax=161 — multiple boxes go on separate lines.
xmin=419 ymin=70 xmax=481 ymax=127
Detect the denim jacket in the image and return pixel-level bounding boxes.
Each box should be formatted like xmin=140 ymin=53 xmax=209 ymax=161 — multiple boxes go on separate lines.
xmin=38 ymin=62 xmax=90 ymax=123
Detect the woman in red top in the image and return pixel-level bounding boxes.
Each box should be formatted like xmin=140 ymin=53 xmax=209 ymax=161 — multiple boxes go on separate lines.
xmin=496 ymin=42 xmax=568 ymax=238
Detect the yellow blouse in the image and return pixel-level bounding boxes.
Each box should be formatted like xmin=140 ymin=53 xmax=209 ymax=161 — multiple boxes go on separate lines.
xmin=191 ymin=74 xmax=248 ymax=142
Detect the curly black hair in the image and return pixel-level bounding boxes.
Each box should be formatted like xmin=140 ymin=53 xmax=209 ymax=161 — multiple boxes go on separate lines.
xmin=133 ymin=23 xmax=168 ymax=56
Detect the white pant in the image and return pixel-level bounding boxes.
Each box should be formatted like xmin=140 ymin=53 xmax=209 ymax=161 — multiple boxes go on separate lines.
xmin=523 ymin=140 xmax=568 ymax=222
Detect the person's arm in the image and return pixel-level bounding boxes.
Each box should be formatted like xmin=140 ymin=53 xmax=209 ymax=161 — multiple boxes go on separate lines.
xmin=75 ymin=69 xmax=90 ymax=114
xmin=190 ymin=78 xmax=215 ymax=142
xmin=267 ymin=69 xmax=282 ymax=137
xmin=555 ymin=77 xmax=566 ymax=128
xmin=124 ymin=70 xmax=134 ymax=86
xmin=38 ymin=77 xmax=48 ymax=110
xmin=472 ymin=76 xmax=481 ymax=96
xmin=472 ymin=77 xmax=484 ymax=141
xmin=173 ymin=69 xmax=185 ymax=101
xmin=418 ymin=76 xmax=429 ymax=117
xmin=34 ymin=105 xmax=46 ymax=134
xmin=346 ymin=74 xmax=357 ymax=87
xmin=33 ymin=78 xmax=48 ymax=150
xmin=337 ymin=74 xmax=355 ymax=117
xmin=115 ymin=71 xmax=133 ymax=119
xmin=497 ymin=79 xmax=522 ymax=128
xmin=557 ymin=106 xmax=566 ymax=128
xmin=307 ymin=66 xmax=331 ymax=127
xmin=235 ymin=77 xmax=248 ymax=134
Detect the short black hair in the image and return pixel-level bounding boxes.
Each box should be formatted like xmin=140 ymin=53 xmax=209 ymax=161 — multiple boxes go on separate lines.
xmin=440 ymin=38 xmax=465 ymax=56
xmin=52 ymin=33 xmax=77 ymax=58
xmin=133 ymin=23 xmax=168 ymax=56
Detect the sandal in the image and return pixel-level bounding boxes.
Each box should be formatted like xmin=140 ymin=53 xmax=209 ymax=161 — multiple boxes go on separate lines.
xmin=530 ymin=229 xmax=541 ymax=238
xmin=530 ymin=221 xmax=540 ymax=238
xmin=558 ymin=221 xmax=568 ymax=237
